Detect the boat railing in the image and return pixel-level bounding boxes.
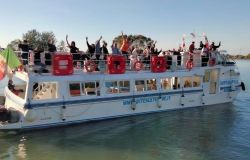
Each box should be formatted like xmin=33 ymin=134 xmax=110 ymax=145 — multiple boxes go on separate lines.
xmin=14 ymin=51 xmax=233 ymax=75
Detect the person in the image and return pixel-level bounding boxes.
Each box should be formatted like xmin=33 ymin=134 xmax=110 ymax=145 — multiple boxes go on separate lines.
xmin=101 ymin=40 xmax=109 ymax=60
xmin=66 ymin=35 xmax=79 ymax=53
xmin=120 ymin=31 xmax=131 ymax=58
xmin=95 ymin=36 xmax=102 ymax=61
xmin=199 ymin=41 xmax=204 ymax=50
xmin=47 ymin=39 xmax=57 ymax=53
xmin=66 ymin=35 xmax=80 ymax=65
xmin=111 ymin=41 xmax=121 ymax=55
xmin=210 ymin=42 xmax=221 ymax=51
xmin=189 ymin=41 xmax=195 ymax=53
xmin=8 ymin=80 xmax=24 ymax=95
xmin=86 ymin=37 xmax=95 ymax=57
xmin=18 ymin=40 xmax=31 ymax=65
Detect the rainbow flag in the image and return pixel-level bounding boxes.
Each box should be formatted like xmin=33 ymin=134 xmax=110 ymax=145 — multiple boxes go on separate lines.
xmin=0 ymin=48 xmax=21 ymax=80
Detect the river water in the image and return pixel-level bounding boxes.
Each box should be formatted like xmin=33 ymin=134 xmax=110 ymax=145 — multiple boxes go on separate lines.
xmin=0 ymin=61 xmax=249 ymax=160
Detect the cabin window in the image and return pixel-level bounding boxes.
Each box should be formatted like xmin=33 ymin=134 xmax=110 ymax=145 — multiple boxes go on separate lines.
xmin=33 ymin=82 xmax=58 ymax=100
xmin=8 ymin=78 xmax=27 ymax=99
xmin=171 ymin=77 xmax=180 ymax=90
xmin=183 ymin=77 xmax=193 ymax=88
xmin=105 ymin=81 xmax=130 ymax=94
xmin=105 ymin=81 xmax=119 ymax=94
xmin=161 ymin=78 xmax=171 ymax=90
xmin=135 ymin=79 xmax=157 ymax=92
xmin=193 ymin=76 xmax=201 ymax=87
xmin=82 ymin=81 xmax=100 ymax=96
xmin=204 ymin=70 xmax=211 ymax=83
xmin=135 ymin=80 xmax=146 ymax=92
xmin=146 ymin=79 xmax=157 ymax=91
xmin=69 ymin=83 xmax=81 ymax=97
xmin=119 ymin=81 xmax=130 ymax=93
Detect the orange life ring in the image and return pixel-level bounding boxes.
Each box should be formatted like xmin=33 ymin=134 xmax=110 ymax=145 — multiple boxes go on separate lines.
xmin=0 ymin=60 xmax=6 ymax=80
xmin=186 ymin=60 xmax=193 ymax=70
xmin=85 ymin=61 xmax=97 ymax=72
xmin=209 ymin=58 xmax=216 ymax=66
xmin=134 ymin=61 xmax=143 ymax=71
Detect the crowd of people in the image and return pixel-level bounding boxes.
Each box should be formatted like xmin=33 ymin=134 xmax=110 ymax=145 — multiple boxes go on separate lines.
xmin=14 ymin=32 xmax=221 ymax=70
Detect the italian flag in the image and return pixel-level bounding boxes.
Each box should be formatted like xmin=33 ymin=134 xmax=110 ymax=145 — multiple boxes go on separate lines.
xmin=0 ymin=47 xmax=21 ymax=80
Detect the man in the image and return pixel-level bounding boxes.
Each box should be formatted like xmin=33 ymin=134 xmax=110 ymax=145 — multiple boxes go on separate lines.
xmin=210 ymin=42 xmax=221 ymax=51
xmin=189 ymin=41 xmax=195 ymax=53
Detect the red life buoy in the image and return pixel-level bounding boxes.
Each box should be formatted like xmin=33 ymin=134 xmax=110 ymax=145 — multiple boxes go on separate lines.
xmin=0 ymin=60 xmax=6 ymax=80
xmin=134 ymin=61 xmax=143 ymax=71
xmin=85 ymin=61 xmax=97 ymax=72
xmin=209 ymin=58 xmax=216 ymax=66
xmin=186 ymin=60 xmax=193 ymax=70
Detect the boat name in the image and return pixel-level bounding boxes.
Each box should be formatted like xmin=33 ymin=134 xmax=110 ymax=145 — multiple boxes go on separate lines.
xmin=220 ymin=79 xmax=238 ymax=86
xmin=123 ymin=96 xmax=171 ymax=106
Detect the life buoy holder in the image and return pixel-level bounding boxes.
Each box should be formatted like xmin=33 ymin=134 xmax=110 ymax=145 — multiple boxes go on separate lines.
xmin=85 ymin=61 xmax=97 ymax=72
xmin=186 ymin=59 xmax=193 ymax=70
xmin=134 ymin=61 xmax=143 ymax=71
xmin=209 ymin=58 xmax=216 ymax=66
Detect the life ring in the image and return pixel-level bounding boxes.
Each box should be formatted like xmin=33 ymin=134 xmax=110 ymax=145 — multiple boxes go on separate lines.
xmin=134 ymin=61 xmax=143 ymax=71
xmin=0 ymin=60 xmax=6 ymax=80
xmin=85 ymin=61 xmax=97 ymax=72
xmin=186 ymin=59 xmax=193 ymax=70
xmin=209 ymin=58 xmax=216 ymax=66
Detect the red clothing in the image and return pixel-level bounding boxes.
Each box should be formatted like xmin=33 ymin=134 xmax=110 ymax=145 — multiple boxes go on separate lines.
xmin=189 ymin=43 xmax=195 ymax=53
xmin=120 ymin=39 xmax=130 ymax=52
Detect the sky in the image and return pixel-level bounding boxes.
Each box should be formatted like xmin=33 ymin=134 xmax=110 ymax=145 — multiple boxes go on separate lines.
xmin=0 ymin=0 xmax=249 ymax=54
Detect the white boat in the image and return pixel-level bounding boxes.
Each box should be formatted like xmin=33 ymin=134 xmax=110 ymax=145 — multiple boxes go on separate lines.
xmin=0 ymin=50 xmax=245 ymax=131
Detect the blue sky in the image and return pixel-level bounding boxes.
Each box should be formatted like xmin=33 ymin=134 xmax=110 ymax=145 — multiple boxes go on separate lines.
xmin=0 ymin=0 xmax=249 ymax=54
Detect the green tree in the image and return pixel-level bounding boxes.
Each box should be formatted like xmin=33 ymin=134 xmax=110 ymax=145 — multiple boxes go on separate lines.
xmin=9 ymin=29 xmax=57 ymax=51
xmin=113 ymin=34 xmax=153 ymax=49
xmin=7 ymin=39 xmax=21 ymax=51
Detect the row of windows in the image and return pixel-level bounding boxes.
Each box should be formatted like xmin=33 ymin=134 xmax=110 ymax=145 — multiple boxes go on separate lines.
xmin=68 ymin=76 xmax=202 ymax=97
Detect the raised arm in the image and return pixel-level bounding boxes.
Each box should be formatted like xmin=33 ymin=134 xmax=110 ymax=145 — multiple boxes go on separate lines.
xmin=86 ymin=37 xmax=91 ymax=48
xmin=66 ymin=35 xmax=70 ymax=47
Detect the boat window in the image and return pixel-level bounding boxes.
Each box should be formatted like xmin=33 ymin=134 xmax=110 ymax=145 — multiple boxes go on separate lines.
xmin=69 ymin=83 xmax=81 ymax=97
xmin=82 ymin=81 xmax=100 ymax=96
xmin=161 ymin=78 xmax=171 ymax=90
xmin=8 ymin=78 xmax=27 ymax=99
xmin=33 ymin=82 xmax=58 ymax=100
xmin=193 ymin=76 xmax=201 ymax=87
xmin=135 ymin=80 xmax=146 ymax=92
xmin=105 ymin=81 xmax=119 ymax=94
xmin=119 ymin=81 xmax=130 ymax=93
xmin=204 ymin=70 xmax=211 ymax=83
xmin=183 ymin=77 xmax=193 ymax=88
xmin=146 ymin=79 xmax=157 ymax=91
xmin=172 ymin=77 xmax=180 ymax=90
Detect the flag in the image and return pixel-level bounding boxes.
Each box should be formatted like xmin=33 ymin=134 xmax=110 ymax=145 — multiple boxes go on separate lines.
xmin=205 ymin=36 xmax=209 ymax=49
xmin=0 ymin=47 xmax=21 ymax=80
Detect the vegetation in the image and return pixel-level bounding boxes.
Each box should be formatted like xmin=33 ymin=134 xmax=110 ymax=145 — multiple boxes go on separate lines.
xmin=113 ymin=34 xmax=153 ymax=48
xmin=228 ymin=54 xmax=250 ymax=60
xmin=8 ymin=29 xmax=56 ymax=51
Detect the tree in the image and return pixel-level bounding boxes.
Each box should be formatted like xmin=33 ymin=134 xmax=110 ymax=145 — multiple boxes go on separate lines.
xmin=7 ymin=39 xmax=21 ymax=51
xmin=113 ymin=34 xmax=153 ymax=49
xmin=7 ymin=29 xmax=57 ymax=51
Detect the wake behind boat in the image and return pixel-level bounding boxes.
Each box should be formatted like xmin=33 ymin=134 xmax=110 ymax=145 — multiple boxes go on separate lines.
xmin=0 ymin=40 xmax=246 ymax=131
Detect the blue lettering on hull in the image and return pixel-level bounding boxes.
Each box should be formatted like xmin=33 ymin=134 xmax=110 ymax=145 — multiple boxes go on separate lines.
xmin=123 ymin=95 xmax=171 ymax=106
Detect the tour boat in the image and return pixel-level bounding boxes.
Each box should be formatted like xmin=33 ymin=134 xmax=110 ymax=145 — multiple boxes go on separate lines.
xmin=0 ymin=50 xmax=245 ymax=131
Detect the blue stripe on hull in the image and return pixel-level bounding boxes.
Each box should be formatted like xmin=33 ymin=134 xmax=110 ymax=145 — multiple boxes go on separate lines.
xmin=27 ymin=89 xmax=203 ymax=108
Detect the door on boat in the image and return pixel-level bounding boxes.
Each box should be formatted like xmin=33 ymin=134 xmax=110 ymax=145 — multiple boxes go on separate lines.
xmin=203 ymin=69 xmax=219 ymax=94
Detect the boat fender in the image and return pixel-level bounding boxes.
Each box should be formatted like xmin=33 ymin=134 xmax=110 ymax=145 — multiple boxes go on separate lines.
xmin=157 ymin=97 xmax=162 ymax=108
xmin=85 ymin=60 xmax=97 ymax=72
xmin=241 ymin=82 xmax=246 ymax=91
xmin=134 ymin=61 xmax=143 ymax=71
xmin=131 ymin=99 xmax=136 ymax=110
xmin=186 ymin=60 xmax=193 ymax=71
xmin=24 ymin=109 xmax=37 ymax=122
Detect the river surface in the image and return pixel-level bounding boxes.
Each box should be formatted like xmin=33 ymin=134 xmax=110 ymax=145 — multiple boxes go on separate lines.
xmin=0 ymin=61 xmax=249 ymax=160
